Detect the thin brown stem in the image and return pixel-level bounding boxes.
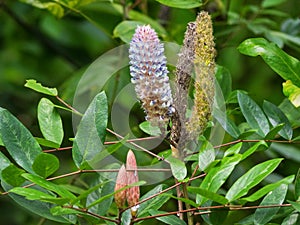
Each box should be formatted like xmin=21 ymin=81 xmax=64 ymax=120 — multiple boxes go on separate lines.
xmin=175 ymin=179 xmax=184 ymax=220
xmin=64 ymin=205 xmax=119 ymax=223
xmin=56 ymin=96 xmax=82 ymax=116
xmin=106 ymin=128 xmax=166 ymax=162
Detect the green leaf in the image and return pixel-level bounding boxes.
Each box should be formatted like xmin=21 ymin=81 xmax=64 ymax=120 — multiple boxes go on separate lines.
xmin=154 ymin=0 xmax=202 ymax=9
xmin=241 ymin=141 xmax=268 ymax=161
xmin=2 ymin=164 xmax=26 ymax=186
xmin=225 ymin=158 xmax=283 ymax=202
xmin=35 ymin=137 xmax=60 ymax=148
xmin=198 ymin=141 xmax=215 ymax=171
xmin=167 ymin=155 xmax=187 ymax=180
xmin=0 ymin=152 xmax=11 ymax=180
xmin=238 ymin=92 xmax=270 ymax=136
xmin=1 ymin=182 xmax=73 ymax=223
xmin=87 ymin=181 xmax=146 ymax=209
xmin=238 ymin=38 xmax=300 ymax=86
xmin=9 ymin=187 xmax=65 ymax=203
xmin=51 ymin=206 xmax=85 ymax=216
xmin=262 ymin=0 xmax=287 ymax=8
xmin=149 ymin=210 xmax=187 ymax=225
xmin=71 ymin=179 xmax=110 ymax=205
xmin=0 ymin=135 xmax=3 ymax=146
xmin=254 ymin=184 xmax=288 ymax=224
xmin=0 ymin=107 xmax=42 ymax=173
xmin=188 ymin=187 xmax=228 ymax=205
xmin=198 ymin=154 xmax=242 ymax=204
xmin=88 ymin=141 xmax=124 ymax=168
xmin=241 ymin=175 xmax=294 ymax=202
xmin=264 ymin=123 xmax=285 ymax=140
xmin=24 ymin=79 xmax=58 ymax=96
xmin=161 ymin=193 xmax=198 ymax=208
xmin=224 ymin=143 xmax=243 ymax=157
xmin=295 ymin=168 xmax=300 ymax=200
xmin=263 ymin=100 xmax=292 ymax=140
xmin=72 ymin=92 xmax=108 ymax=168
xmin=113 ymin=21 xmax=144 ymax=44
xmin=289 ymin=200 xmax=300 ymax=212
xmin=38 ymin=98 xmax=64 ymax=145
xmin=32 ymin=153 xmax=60 ymax=178
xmin=283 ymin=80 xmax=300 ymax=107
xmin=22 ymin=173 xmax=76 ymax=200
xmin=138 ymin=184 xmax=171 ymax=218
xmin=139 ymin=121 xmax=162 ymax=136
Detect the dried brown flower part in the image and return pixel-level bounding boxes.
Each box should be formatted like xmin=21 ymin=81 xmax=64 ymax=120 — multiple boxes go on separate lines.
xmin=126 ymin=150 xmax=140 ymax=216
xmin=171 ymin=22 xmax=196 ymax=152
xmin=114 ymin=164 xmax=127 ymax=209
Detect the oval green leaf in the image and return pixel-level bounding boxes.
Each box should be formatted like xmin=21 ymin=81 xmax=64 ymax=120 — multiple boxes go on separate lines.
xmin=32 ymin=153 xmax=60 ymax=178
xmin=167 ymin=155 xmax=187 ymax=180
xmin=38 ymin=98 xmax=64 ymax=145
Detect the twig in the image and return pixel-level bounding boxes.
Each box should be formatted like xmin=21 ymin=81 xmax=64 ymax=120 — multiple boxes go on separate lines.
xmin=55 ymin=96 xmax=82 ymax=116
xmin=63 ymin=205 xmax=119 ymax=223
xmin=175 ymin=179 xmax=184 ymax=220
xmin=106 ymin=128 xmax=166 ymax=162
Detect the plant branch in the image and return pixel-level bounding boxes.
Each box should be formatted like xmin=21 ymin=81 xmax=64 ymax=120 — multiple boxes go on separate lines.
xmin=106 ymin=128 xmax=166 ymax=162
xmin=63 ymin=205 xmax=119 ymax=223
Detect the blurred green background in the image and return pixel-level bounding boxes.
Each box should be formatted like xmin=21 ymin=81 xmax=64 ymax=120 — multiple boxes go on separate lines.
xmin=0 ymin=0 xmax=299 ymax=224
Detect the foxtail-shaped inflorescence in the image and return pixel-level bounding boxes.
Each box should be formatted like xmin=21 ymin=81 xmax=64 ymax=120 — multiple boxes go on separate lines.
xmin=129 ymin=25 xmax=174 ymax=126
xmin=187 ymin=11 xmax=216 ymax=139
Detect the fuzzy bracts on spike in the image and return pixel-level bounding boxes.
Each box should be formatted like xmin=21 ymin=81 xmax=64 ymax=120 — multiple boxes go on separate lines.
xmin=129 ymin=25 xmax=174 ymax=125
xmin=187 ymin=11 xmax=216 ymax=138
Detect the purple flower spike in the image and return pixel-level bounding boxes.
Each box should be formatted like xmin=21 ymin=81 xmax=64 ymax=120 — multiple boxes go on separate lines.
xmin=129 ymin=25 xmax=174 ymax=125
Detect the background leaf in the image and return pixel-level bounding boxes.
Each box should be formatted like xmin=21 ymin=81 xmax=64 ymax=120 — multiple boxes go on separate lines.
xmin=38 ymin=98 xmax=64 ymax=145
xmin=113 ymin=21 xmax=144 ymax=43
xmin=0 ymin=107 xmax=42 ymax=173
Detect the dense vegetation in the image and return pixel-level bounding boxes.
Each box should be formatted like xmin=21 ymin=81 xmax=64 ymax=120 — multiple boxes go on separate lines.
xmin=0 ymin=0 xmax=300 ymax=224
